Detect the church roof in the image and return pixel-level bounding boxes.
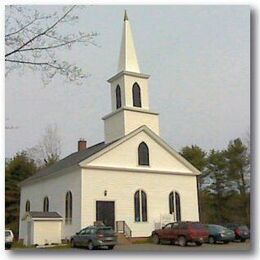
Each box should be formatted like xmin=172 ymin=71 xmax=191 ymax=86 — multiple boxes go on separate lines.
xmin=20 ymin=141 xmax=114 ymax=186
xmin=21 ymin=125 xmax=201 ymax=187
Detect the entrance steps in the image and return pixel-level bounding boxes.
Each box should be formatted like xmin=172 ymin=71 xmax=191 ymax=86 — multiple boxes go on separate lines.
xmin=116 ymin=233 xmax=132 ymax=245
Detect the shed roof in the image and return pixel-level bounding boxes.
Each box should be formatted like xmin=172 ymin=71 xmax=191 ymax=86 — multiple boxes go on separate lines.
xmin=27 ymin=211 xmax=62 ymax=219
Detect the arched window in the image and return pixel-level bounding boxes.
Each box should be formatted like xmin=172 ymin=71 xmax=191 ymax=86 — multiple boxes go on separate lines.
xmin=116 ymin=85 xmax=122 ymax=109
xmin=65 ymin=191 xmax=73 ymax=224
xmin=25 ymin=200 xmax=30 ymax=212
xmin=169 ymin=192 xmax=174 ymax=214
xmin=169 ymin=191 xmax=181 ymax=221
xmin=132 ymin=83 xmax=141 ymax=107
xmin=43 ymin=196 xmax=49 ymax=212
xmin=138 ymin=142 xmax=149 ymax=166
xmin=134 ymin=190 xmax=147 ymax=222
xmin=175 ymin=192 xmax=181 ymax=221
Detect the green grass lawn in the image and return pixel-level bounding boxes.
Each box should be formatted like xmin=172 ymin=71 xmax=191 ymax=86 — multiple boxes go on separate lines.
xmin=11 ymin=242 xmax=71 ymax=250
xmin=131 ymin=237 xmax=153 ymax=244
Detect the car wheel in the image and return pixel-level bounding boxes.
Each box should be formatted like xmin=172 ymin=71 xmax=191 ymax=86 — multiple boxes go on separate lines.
xmin=195 ymin=241 xmax=202 ymax=246
xmin=178 ymin=236 xmax=187 ymax=247
xmin=223 ymin=241 xmax=229 ymax=244
xmin=87 ymin=241 xmax=95 ymax=250
xmin=71 ymin=239 xmax=76 ymax=248
xmin=208 ymin=236 xmax=215 ymax=244
xmin=152 ymin=234 xmax=160 ymax=244
xmin=5 ymin=244 xmax=11 ymax=250
xmin=108 ymin=245 xmax=115 ymax=250
xmin=240 ymin=238 xmax=246 ymax=243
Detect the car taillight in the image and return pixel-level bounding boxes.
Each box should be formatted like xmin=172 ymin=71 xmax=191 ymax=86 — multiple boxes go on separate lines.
xmin=236 ymin=228 xmax=241 ymax=235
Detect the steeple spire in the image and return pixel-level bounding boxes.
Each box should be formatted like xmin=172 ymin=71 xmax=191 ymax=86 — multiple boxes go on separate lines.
xmin=118 ymin=11 xmax=140 ymax=73
xmin=124 ymin=10 xmax=128 ymax=21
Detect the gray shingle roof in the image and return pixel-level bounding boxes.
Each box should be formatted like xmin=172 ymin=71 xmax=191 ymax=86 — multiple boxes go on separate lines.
xmin=21 ymin=141 xmax=112 ymax=186
xmin=28 ymin=211 xmax=62 ymax=219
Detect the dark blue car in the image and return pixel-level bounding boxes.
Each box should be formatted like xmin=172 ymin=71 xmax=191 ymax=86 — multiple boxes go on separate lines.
xmin=206 ymin=224 xmax=235 ymax=244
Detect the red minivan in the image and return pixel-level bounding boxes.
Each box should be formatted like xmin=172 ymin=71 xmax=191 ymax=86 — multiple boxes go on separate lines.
xmin=151 ymin=222 xmax=209 ymax=246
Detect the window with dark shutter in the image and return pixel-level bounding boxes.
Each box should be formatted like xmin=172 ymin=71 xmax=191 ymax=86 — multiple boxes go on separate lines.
xmin=141 ymin=190 xmax=147 ymax=221
xmin=169 ymin=192 xmax=174 ymax=214
xmin=134 ymin=190 xmax=147 ymax=222
xmin=175 ymin=192 xmax=181 ymax=222
xmin=138 ymin=142 xmax=149 ymax=166
xmin=132 ymin=83 xmax=141 ymax=107
xmin=116 ymin=85 xmax=122 ymax=109
xmin=43 ymin=197 xmax=49 ymax=212
xmin=65 ymin=191 xmax=72 ymax=224
xmin=134 ymin=191 xmax=140 ymax=222
xmin=25 ymin=200 xmax=30 ymax=212
xmin=169 ymin=191 xmax=181 ymax=221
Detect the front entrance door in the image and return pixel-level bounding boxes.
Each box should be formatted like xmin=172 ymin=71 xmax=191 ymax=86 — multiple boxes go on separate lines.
xmin=96 ymin=201 xmax=115 ymax=229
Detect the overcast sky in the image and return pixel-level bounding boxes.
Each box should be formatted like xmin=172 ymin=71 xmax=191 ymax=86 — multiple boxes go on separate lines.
xmin=5 ymin=5 xmax=250 ymax=159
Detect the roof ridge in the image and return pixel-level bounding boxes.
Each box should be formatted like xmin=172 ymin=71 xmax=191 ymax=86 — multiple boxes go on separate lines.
xmin=33 ymin=141 xmax=105 ymax=173
xmin=60 ymin=141 xmax=105 ymax=160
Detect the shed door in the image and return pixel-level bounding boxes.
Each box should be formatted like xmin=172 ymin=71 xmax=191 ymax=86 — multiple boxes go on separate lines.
xmin=96 ymin=201 xmax=115 ymax=229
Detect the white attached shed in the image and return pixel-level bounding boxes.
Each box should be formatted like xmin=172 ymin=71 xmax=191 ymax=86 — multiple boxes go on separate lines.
xmin=22 ymin=211 xmax=63 ymax=246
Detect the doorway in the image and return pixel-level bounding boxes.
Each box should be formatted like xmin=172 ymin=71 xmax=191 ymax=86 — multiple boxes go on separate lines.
xmin=96 ymin=201 xmax=115 ymax=229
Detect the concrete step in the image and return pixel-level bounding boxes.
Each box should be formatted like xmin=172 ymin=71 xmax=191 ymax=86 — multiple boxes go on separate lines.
xmin=116 ymin=233 xmax=132 ymax=245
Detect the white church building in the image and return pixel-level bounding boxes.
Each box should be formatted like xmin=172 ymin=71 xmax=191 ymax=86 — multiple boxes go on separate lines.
xmin=19 ymin=12 xmax=200 ymax=245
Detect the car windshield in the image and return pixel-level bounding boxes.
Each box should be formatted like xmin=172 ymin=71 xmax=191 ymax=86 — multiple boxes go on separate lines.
xmin=97 ymin=227 xmax=114 ymax=235
xmin=239 ymin=226 xmax=249 ymax=231
xmin=190 ymin=223 xmax=205 ymax=229
xmin=211 ymin=225 xmax=225 ymax=232
xmin=5 ymin=231 xmax=11 ymax=237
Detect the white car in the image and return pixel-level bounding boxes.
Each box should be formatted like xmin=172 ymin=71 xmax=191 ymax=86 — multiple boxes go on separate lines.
xmin=5 ymin=230 xmax=14 ymax=249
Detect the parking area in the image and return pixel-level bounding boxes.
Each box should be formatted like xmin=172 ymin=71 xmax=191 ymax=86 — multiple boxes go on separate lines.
xmin=114 ymin=240 xmax=251 ymax=251
xmin=12 ymin=240 xmax=250 ymax=252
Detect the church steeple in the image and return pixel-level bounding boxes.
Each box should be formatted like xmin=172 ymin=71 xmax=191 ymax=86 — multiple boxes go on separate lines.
xmin=124 ymin=10 xmax=128 ymax=21
xmin=118 ymin=11 xmax=140 ymax=73
xmin=103 ymin=11 xmax=160 ymax=143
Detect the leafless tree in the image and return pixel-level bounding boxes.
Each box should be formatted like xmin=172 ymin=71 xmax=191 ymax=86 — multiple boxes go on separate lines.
xmin=5 ymin=118 xmax=19 ymax=130
xmin=27 ymin=125 xmax=62 ymax=167
xmin=5 ymin=5 xmax=98 ymax=85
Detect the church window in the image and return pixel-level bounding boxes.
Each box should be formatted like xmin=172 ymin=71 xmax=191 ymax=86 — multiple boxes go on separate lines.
xmin=65 ymin=191 xmax=72 ymax=224
xmin=116 ymin=85 xmax=122 ymax=109
xmin=138 ymin=142 xmax=150 ymax=166
xmin=134 ymin=191 xmax=140 ymax=221
xmin=43 ymin=196 xmax=49 ymax=212
xmin=132 ymin=83 xmax=141 ymax=107
xmin=169 ymin=191 xmax=181 ymax=221
xmin=25 ymin=200 xmax=30 ymax=212
xmin=134 ymin=190 xmax=147 ymax=222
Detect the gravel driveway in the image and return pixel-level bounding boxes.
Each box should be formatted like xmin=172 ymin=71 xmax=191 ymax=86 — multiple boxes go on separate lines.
xmin=114 ymin=240 xmax=251 ymax=251
xmin=12 ymin=240 xmax=250 ymax=252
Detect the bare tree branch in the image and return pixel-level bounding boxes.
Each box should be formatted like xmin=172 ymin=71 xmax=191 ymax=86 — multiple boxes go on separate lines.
xmin=5 ymin=17 xmax=37 ymax=38
xmin=27 ymin=125 xmax=62 ymax=167
xmin=5 ymin=5 xmax=97 ymax=84
xmin=5 ymin=6 xmax=76 ymax=58
xmin=5 ymin=59 xmax=51 ymax=66
xmin=14 ymin=33 xmax=96 ymax=52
